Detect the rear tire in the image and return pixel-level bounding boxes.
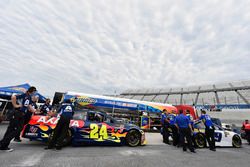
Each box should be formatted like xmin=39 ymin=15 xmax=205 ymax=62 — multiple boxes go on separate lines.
xmin=232 ymin=135 xmax=242 ymax=148
xmin=126 ymin=130 xmax=141 ymax=147
xmin=194 ymin=133 xmax=206 ymax=148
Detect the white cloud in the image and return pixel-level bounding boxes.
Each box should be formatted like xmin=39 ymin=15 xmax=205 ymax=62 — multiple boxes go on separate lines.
xmin=0 ymin=0 xmax=249 ymax=96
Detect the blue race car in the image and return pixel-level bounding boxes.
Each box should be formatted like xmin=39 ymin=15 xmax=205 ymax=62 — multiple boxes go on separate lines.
xmin=22 ymin=110 xmax=146 ymax=147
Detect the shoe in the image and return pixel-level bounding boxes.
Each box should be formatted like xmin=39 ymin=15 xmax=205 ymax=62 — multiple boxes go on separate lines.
xmin=55 ymin=147 xmax=62 ymax=151
xmin=44 ymin=146 xmax=53 ymax=150
xmin=210 ymin=148 xmax=216 ymax=151
xmin=14 ymin=138 xmax=22 ymax=142
xmin=164 ymin=141 xmax=170 ymax=145
xmin=183 ymin=148 xmax=187 ymax=152
xmin=190 ymin=150 xmax=196 ymax=153
xmin=0 ymin=147 xmax=14 ymax=152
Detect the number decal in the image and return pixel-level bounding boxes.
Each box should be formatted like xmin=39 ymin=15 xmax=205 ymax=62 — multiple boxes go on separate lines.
xmin=90 ymin=124 xmax=108 ymax=140
xmin=90 ymin=124 xmax=99 ymax=139
xmin=214 ymin=132 xmax=222 ymax=142
xmin=99 ymin=125 xmax=108 ymax=139
xmin=24 ymin=99 xmax=30 ymax=107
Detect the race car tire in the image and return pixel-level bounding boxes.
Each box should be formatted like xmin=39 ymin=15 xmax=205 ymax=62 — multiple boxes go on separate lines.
xmin=126 ymin=130 xmax=141 ymax=147
xmin=232 ymin=135 xmax=242 ymax=148
xmin=48 ymin=129 xmax=72 ymax=146
xmin=194 ymin=133 xmax=206 ymax=148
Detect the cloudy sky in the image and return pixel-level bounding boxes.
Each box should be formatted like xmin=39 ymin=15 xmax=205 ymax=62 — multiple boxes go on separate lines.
xmin=0 ymin=0 xmax=249 ymax=97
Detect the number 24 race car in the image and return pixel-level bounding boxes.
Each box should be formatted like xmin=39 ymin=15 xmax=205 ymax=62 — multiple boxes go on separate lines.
xmin=21 ymin=111 xmax=146 ymax=147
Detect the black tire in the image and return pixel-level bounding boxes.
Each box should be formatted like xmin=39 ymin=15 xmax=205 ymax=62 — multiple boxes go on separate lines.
xmin=232 ymin=135 xmax=242 ymax=148
xmin=126 ymin=130 xmax=141 ymax=147
xmin=194 ymin=133 xmax=206 ymax=148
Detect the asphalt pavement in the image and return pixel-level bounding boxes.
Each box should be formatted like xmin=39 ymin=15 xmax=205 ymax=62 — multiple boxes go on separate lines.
xmin=0 ymin=124 xmax=250 ymax=167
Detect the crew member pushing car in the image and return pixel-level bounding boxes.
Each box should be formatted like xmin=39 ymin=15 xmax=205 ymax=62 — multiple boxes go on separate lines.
xmin=14 ymin=95 xmax=39 ymax=142
xmin=161 ymin=109 xmax=170 ymax=144
xmin=168 ymin=111 xmax=178 ymax=146
xmin=175 ymin=110 xmax=196 ymax=153
xmin=38 ymin=98 xmax=52 ymax=115
xmin=45 ymin=100 xmax=74 ymax=150
xmin=199 ymin=110 xmax=216 ymax=151
xmin=0 ymin=86 xmax=37 ymax=152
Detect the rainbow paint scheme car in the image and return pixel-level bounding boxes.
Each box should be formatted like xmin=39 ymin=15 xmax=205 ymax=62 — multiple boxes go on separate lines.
xmin=21 ymin=111 xmax=146 ymax=147
xmin=62 ymin=91 xmax=177 ymax=114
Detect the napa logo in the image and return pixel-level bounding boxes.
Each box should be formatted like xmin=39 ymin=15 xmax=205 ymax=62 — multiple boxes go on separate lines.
xmin=75 ymin=96 xmax=97 ymax=106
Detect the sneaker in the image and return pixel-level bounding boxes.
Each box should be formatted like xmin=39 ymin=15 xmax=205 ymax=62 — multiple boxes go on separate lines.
xmin=55 ymin=147 xmax=62 ymax=151
xmin=210 ymin=148 xmax=216 ymax=151
xmin=190 ymin=150 xmax=196 ymax=153
xmin=44 ymin=146 xmax=54 ymax=150
xmin=0 ymin=147 xmax=14 ymax=152
xmin=14 ymin=138 xmax=22 ymax=142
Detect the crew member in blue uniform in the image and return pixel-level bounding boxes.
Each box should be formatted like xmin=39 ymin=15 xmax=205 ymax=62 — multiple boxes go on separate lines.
xmin=38 ymin=98 xmax=52 ymax=115
xmin=45 ymin=100 xmax=74 ymax=150
xmin=161 ymin=109 xmax=170 ymax=144
xmin=168 ymin=111 xmax=178 ymax=146
xmin=175 ymin=110 xmax=195 ymax=153
xmin=186 ymin=110 xmax=194 ymax=129
xmin=14 ymin=95 xmax=39 ymax=142
xmin=199 ymin=110 xmax=216 ymax=151
xmin=0 ymin=86 xmax=37 ymax=152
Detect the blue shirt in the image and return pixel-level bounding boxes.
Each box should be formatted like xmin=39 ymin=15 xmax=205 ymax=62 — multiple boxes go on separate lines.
xmin=40 ymin=103 xmax=52 ymax=115
xmin=187 ymin=114 xmax=194 ymax=126
xmin=175 ymin=114 xmax=190 ymax=128
xmin=161 ymin=113 xmax=168 ymax=125
xmin=199 ymin=114 xmax=213 ymax=127
xmin=168 ymin=114 xmax=176 ymax=125
xmin=58 ymin=104 xmax=74 ymax=119
xmin=16 ymin=93 xmax=32 ymax=113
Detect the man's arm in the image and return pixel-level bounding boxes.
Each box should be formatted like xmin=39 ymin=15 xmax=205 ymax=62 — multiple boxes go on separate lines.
xmin=28 ymin=104 xmax=37 ymax=113
xmin=11 ymin=94 xmax=21 ymax=108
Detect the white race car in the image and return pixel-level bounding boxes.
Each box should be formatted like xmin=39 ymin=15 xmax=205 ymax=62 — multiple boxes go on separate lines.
xmin=193 ymin=121 xmax=242 ymax=148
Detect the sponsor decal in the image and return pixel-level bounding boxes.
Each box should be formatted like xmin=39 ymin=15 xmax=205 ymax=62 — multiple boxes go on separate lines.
xmin=30 ymin=126 xmax=38 ymax=133
xmin=36 ymin=116 xmax=83 ymax=128
xmin=75 ymin=96 xmax=97 ymax=106
xmin=26 ymin=133 xmax=38 ymax=137
xmin=37 ymin=117 xmax=59 ymax=125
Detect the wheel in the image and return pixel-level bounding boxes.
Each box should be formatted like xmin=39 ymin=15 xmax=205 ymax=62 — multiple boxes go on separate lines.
xmin=194 ymin=133 xmax=206 ymax=148
xmin=126 ymin=130 xmax=141 ymax=147
xmin=232 ymin=135 xmax=242 ymax=148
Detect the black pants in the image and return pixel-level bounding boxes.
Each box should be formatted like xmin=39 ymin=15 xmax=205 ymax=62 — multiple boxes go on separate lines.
xmin=48 ymin=115 xmax=70 ymax=148
xmin=179 ymin=128 xmax=194 ymax=151
xmin=15 ymin=112 xmax=32 ymax=140
xmin=0 ymin=110 xmax=25 ymax=148
xmin=205 ymin=127 xmax=216 ymax=150
xmin=162 ymin=123 xmax=170 ymax=143
xmin=171 ymin=125 xmax=179 ymax=146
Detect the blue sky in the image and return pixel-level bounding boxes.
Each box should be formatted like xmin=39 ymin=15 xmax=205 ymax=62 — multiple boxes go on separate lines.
xmin=0 ymin=0 xmax=249 ymax=97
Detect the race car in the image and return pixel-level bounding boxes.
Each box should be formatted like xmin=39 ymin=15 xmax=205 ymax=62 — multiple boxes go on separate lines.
xmin=21 ymin=110 xmax=146 ymax=147
xmin=193 ymin=120 xmax=242 ymax=148
xmin=160 ymin=120 xmax=242 ymax=148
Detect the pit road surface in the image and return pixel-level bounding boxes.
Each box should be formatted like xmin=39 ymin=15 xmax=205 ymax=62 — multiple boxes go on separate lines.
xmin=0 ymin=124 xmax=250 ymax=167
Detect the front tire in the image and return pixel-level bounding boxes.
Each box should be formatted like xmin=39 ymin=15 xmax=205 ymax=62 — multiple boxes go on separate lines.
xmin=232 ymin=135 xmax=242 ymax=148
xmin=194 ymin=133 xmax=206 ymax=148
xmin=126 ymin=130 xmax=141 ymax=147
